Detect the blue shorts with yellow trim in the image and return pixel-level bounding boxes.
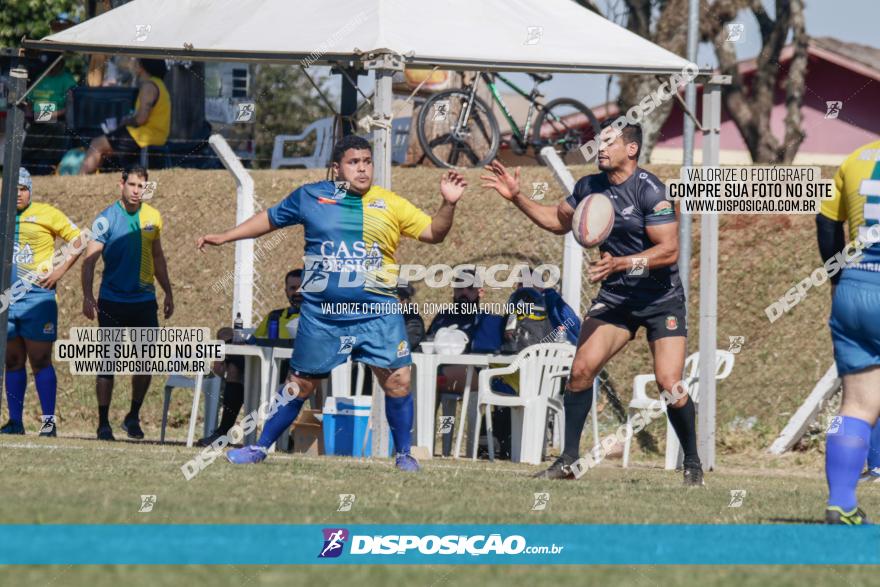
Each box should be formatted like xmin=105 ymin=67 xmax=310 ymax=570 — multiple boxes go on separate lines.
xmin=7 ymin=292 xmax=58 ymax=342
xmin=289 ymin=305 xmax=411 ymax=378
xmin=830 ymin=270 xmax=880 ymax=376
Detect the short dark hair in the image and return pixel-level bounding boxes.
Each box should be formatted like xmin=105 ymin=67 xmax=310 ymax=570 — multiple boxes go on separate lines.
xmin=122 ymin=166 xmax=148 ymax=181
xmin=601 ymin=119 xmax=642 ymax=158
xmin=397 ymin=283 xmax=415 ymax=300
xmin=331 ymin=135 xmax=372 ymax=164
xmin=139 ymin=58 xmax=167 ymax=78
xmin=285 ymin=269 xmax=303 ymax=282
xmin=454 ymin=267 xmax=482 ymax=288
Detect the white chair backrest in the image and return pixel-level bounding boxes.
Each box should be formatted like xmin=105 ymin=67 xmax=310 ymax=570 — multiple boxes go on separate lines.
xmin=685 ymin=350 xmax=736 ymax=402
xmin=514 ymin=343 xmax=576 ymax=400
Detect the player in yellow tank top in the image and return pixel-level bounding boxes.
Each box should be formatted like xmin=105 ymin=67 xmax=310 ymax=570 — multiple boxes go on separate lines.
xmin=80 ymin=59 xmax=171 ymax=174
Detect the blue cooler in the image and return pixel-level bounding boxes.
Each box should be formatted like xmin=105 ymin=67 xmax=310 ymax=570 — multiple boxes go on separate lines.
xmin=323 ymin=397 xmax=392 ymax=457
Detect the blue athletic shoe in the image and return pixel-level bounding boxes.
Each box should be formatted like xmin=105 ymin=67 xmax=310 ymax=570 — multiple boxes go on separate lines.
xmin=226 ymin=446 xmax=268 ymax=464
xmin=395 ymin=453 xmax=420 ymax=472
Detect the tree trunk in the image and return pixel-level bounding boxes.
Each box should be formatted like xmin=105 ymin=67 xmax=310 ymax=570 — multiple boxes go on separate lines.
xmin=617 ymin=0 xmax=688 ymax=163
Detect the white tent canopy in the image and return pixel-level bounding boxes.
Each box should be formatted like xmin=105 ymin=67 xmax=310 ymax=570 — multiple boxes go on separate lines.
xmin=25 ymin=0 xmax=696 ymax=75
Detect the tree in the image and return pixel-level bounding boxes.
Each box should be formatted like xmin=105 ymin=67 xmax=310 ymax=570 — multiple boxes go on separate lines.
xmin=252 ymin=65 xmax=334 ymax=168
xmin=0 ymin=0 xmax=84 ymax=49
xmin=702 ymin=0 xmax=808 ymax=163
xmin=614 ymin=0 xmax=689 ymax=163
xmin=576 ymin=0 xmax=808 ymax=164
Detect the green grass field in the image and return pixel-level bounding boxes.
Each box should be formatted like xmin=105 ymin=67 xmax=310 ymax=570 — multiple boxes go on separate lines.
xmin=2 ymin=435 xmax=878 ymax=585
xmin=1 ymin=165 xmax=864 ymax=584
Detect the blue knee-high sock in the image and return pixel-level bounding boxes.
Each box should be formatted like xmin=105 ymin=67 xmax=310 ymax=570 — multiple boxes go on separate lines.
xmin=256 ymin=395 xmax=305 ymax=449
xmin=826 ymin=415 xmax=872 ymax=511
xmin=5 ymin=368 xmax=27 ymax=423
xmin=34 ymin=366 xmax=57 ymax=419
xmin=385 ymin=394 xmax=413 ymax=455
xmin=867 ymin=421 xmax=880 ymax=471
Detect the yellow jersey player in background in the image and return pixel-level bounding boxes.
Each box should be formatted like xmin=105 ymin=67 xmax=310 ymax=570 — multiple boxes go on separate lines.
xmin=817 ymin=139 xmax=880 ymax=524
xmin=1 ymin=168 xmax=85 ymax=437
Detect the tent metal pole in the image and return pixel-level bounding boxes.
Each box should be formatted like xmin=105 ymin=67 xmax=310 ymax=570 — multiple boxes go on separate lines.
xmin=697 ymin=78 xmax=724 ymax=471
xmin=0 ymin=67 xmax=28 ymax=403
xmin=679 ymin=0 xmax=699 ymax=303
xmin=365 ymin=53 xmax=403 ymax=190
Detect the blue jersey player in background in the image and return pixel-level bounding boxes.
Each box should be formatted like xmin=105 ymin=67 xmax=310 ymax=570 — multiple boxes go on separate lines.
xmin=198 ymin=135 xmax=466 ymax=471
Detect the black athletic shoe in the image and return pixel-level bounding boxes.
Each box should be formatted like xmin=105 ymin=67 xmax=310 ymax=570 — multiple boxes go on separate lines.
xmin=0 ymin=419 xmax=25 ymax=435
xmin=97 ymin=423 xmax=115 ymax=441
xmin=683 ymin=466 xmax=705 ymax=487
xmin=122 ymin=416 xmax=145 ymax=440
xmin=826 ymin=505 xmax=870 ymax=525
xmin=38 ymin=418 xmax=57 ymax=437
xmin=533 ymin=455 xmax=576 ymax=480
xmin=197 ymin=429 xmax=227 ymax=447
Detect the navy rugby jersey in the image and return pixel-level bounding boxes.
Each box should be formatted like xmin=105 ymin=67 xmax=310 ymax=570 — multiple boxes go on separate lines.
xmin=566 ymin=168 xmax=683 ymax=305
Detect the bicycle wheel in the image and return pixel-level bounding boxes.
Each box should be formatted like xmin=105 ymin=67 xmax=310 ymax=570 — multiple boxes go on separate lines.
xmin=416 ymin=90 xmax=500 ymax=169
xmin=531 ymin=98 xmax=600 ymax=165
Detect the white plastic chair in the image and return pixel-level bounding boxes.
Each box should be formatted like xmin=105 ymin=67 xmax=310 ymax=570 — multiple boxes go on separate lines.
xmin=271 ymin=117 xmax=335 ymax=169
xmin=160 ymin=373 xmax=222 ymax=447
xmin=622 ymin=350 xmax=735 ymax=469
xmin=472 ymin=343 xmax=576 ymax=465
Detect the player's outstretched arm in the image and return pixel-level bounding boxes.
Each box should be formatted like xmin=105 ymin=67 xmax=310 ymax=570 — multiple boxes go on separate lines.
xmin=197 ymin=210 xmax=274 ymax=251
xmin=481 ymin=160 xmax=571 ymax=235
xmin=419 ymin=171 xmax=467 ymax=244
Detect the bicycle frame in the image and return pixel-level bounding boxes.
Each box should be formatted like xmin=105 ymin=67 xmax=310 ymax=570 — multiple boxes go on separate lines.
xmin=479 ymin=72 xmax=542 ymax=149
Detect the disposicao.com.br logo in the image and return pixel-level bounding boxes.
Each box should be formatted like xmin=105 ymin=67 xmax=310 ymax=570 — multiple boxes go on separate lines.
xmin=318 ymin=528 xmax=564 ymax=558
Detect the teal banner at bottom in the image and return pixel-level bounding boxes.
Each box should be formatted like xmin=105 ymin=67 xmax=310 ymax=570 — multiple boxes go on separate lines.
xmin=1 ymin=524 xmax=878 ymax=565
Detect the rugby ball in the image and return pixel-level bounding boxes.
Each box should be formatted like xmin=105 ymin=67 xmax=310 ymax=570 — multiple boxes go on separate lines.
xmin=571 ymin=192 xmax=614 ymax=248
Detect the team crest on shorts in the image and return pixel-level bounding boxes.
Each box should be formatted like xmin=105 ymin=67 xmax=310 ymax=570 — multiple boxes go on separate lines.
xmin=665 ymin=316 xmax=678 ymax=330
xmin=43 ymin=322 xmax=55 ymax=334
xmin=338 ymin=336 xmax=356 ymax=355
xmin=396 ymin=340 xmax=409 ymax=358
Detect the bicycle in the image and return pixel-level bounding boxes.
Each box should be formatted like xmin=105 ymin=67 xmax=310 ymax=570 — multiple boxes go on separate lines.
xmin=416 ymin=72 xmax=600 ymax=169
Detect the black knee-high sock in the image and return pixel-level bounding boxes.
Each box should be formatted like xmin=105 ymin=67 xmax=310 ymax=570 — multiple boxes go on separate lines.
xmin=563 ymin=389 xmax=593 ymax=460
xmin=218 ymin=382 xmax=244 ymax=434
xmin=667 ymin=395 xmax=700 ymax=467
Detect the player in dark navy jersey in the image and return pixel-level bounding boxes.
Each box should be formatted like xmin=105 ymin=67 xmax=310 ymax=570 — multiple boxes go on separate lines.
xmin=482 ymin=121 xmax=703 ymax=485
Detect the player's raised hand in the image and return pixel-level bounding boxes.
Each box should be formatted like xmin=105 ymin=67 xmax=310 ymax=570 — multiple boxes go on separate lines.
xmin=440 ymin=171 xmax=467 ymax=204
xmin=197 ymin=234 xmax=225 ymax=252
xmin=480 ymin=160 xmax=521 ymax=201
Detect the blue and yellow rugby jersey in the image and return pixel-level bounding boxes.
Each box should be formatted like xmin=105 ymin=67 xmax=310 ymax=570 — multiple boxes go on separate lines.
xmin=821 ymin=140 xmax=880 ymax=282
xmin=268 ymin=181 xmax=432 ymax=320
xmin=95 ymin=201 xmax=163 ymax=303
xmin=13 ymin=202 xmax=81 ymax=294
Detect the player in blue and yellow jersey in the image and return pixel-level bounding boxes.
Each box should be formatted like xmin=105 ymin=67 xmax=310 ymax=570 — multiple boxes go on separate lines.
xmin=198 ymin=135 xmax=466 ymax=471
xmin=1 ymin=168 xmax=85 ymax=437
xmin=81 ymin=166 xmax=174 ymax=441
xmin=817 ymin=139 xmax=880 ymax=524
